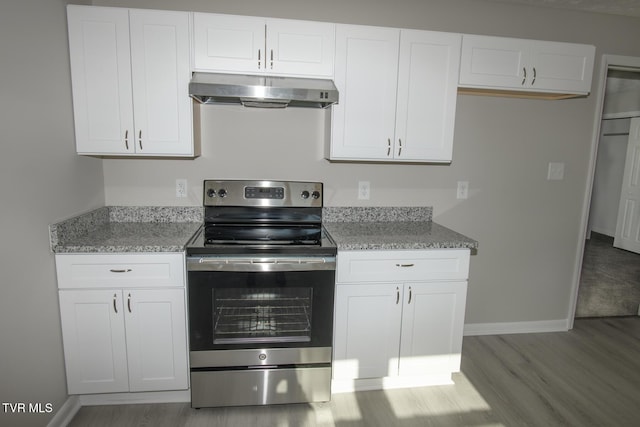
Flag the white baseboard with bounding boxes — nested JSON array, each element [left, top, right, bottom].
[[463, 319, 569, 336], [46, 395, 81, 427]]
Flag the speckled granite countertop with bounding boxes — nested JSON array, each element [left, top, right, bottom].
[[323, 207, 478, 251], [50, 206, 202, 253], [50, 206, 477, 253]]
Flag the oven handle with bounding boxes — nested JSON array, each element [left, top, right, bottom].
[[187, 256, 336, 272]]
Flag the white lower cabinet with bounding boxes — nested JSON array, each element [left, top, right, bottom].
[[56, 253, 188, 395], [332, 249, 469, 392]]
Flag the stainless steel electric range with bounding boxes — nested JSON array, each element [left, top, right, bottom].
[[186, 180, 337, 408]]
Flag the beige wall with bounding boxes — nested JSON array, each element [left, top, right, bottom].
[[95, 0, 640, 326], [0, 0, 103, 426]]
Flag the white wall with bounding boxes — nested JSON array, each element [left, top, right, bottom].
[[94, 0, 640, 328], [0, 1, 104, 426]]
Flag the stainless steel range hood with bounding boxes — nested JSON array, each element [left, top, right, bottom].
[[189, 72, 339, 109]]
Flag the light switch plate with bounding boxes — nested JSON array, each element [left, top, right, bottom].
[[547, 162, 565, 181]]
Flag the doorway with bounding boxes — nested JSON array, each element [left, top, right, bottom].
[[572, 55, 640, 321]]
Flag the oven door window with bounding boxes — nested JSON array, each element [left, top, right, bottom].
[[213, 287, 312, 344], [188, 270, 334, 351]]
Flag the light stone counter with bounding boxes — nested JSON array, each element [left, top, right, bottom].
[[323, 207, 477, 251], [50, 206, 202, 253]]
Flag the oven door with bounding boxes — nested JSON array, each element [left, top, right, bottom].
[[186, 256, 335, 352]]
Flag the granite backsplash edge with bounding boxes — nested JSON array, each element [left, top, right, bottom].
[[323, 206, 433, 222]]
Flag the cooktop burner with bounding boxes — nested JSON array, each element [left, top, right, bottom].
[[186, 180, 337, 257]]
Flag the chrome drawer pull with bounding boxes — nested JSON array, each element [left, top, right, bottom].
[[395, 263, 414, 267], [110, 268, 132, 273]]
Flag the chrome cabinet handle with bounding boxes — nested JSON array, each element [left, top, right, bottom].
[[270, 49, 274, 69], [408, 286, 413, 304], [109, 268, 132, 273], [396, 263, 414, 267], [127, 293, 132, 313], [258, 49, 261, 69], [396, 286, 400, 305], [532, 67, 537, 85], [387, 139, 391, 156], [113, 293, 118, 314], [398, 139, 402, 157], [138, 130, 142, 150], [124, 130, 129, 150], [522, 67, 527, 85]]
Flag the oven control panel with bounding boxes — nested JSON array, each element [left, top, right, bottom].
[[203, 180, 323, 207]]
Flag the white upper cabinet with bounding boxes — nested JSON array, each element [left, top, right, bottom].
[[67, 5, 196, 157], [331, 25, 400, 161], [330, 25, 461, 163], [193, 13, 335, 77], [459, 35, 595, 97]]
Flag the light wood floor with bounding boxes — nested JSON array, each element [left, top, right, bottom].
[[69, 317, 640, 427]]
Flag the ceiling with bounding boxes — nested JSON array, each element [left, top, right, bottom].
[[487, 0, 640, 17]]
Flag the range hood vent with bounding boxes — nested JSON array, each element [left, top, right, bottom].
[[189, 72, 339, 109]]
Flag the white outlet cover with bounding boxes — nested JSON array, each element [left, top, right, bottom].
[[457, 181, 469, 199]]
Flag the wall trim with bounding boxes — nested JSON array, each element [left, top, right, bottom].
[[46, 395, 81, 427], [463, 319, 569, 336]]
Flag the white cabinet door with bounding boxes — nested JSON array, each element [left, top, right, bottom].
[[67, 6, 194, 157], [331, 25, 400, 160], [266, 19, 335, 77], [59, 290, 129, 394], [125, 289, 188, 391], [333, 284, 402, 380], [129, 10, 193, 156], [529, 41, 594, 94], [193, 14, 335, 77], [398, 281, 467, 377], [395, 30, 460, 162], [459, 35, 595, 95], [67, 5, 134, 154], [459, 35, 528, 89], [192, 13, 264, 73], [330, 26, 460, 162]]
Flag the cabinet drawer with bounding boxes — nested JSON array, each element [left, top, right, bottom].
[[337, 249, 469, 283], [56, 253, 185, 289]]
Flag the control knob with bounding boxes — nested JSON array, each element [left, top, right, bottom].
[[311, 191, 321, 199], [218, 188, 227, 198], [206, 188, 216, 198], [301, 190, 310, 199]]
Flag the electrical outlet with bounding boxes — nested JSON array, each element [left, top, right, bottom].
[[358, 181, 370, 200], [176, 179, 187, 198], [457, 181, 469, 200]]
